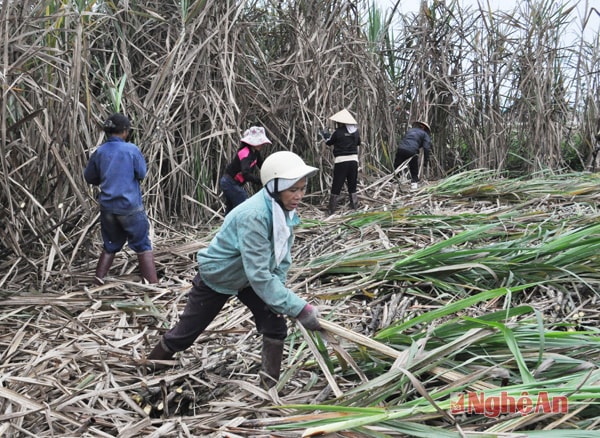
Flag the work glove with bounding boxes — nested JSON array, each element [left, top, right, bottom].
[[319, 130, 331, 141], [296, 304, 322, 331]]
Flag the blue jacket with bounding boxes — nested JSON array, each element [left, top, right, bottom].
[[84, 137, 147, 214], [197, 189, 307, 317]]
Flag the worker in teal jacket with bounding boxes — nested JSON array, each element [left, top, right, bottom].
[[147, 151, 322, 388]]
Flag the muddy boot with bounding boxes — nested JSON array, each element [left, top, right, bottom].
[[327, 194, 340, 215], [147, 339, 175, 371], [137, 250, 158, 284], [260, 337, 284, 389], [350, 193, 359, 210], [94, 251, 115, 285]]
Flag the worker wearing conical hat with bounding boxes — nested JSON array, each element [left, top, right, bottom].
[[321, 108, 361, 214], [393, 120, 432, 190]]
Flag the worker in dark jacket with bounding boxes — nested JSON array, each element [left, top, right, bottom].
[[84, 113, 158, 284], [220, 126, 270, 215], [394, 120, 432, 189], [322, 109, 361, 214]]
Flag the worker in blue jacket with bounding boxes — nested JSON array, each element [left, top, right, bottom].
[[84, 113, 158, 284], [147, 151, 322, 388], [394, 120, 432, 190]]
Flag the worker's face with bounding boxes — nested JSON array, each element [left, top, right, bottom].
[[280, 177, 307, 211]]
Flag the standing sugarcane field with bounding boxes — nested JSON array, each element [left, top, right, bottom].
[[2, 0, 600, 437]]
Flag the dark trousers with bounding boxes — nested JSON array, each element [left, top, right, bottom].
[[162, 273, 288, 352], [100, 208, 152, 253], [220, 175, 248, 215], [394, 149, 420, 183], [331, 160, 358, 196]]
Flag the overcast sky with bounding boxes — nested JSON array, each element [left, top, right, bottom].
[[374, 0, 520, 13], [374, 0, 597, 14], [373, 0, 599, 43]]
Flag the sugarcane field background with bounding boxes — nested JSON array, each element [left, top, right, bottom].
[[2, 0, 600, 436]]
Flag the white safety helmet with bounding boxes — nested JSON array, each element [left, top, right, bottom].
[[260, 151, 318, 187]]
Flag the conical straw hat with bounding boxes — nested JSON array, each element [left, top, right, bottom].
[[414, 120, 431, 131], [329, 109, 357, 124]]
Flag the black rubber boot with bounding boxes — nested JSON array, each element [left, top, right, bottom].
[[260, 337, 284, 389], [350, 193, 359, 210], [327, 194, 340, 215], [137, 251, 158, 284], [94, 251, 115, 285]]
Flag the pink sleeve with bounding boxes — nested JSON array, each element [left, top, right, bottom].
[[237, 146, 250, 160]]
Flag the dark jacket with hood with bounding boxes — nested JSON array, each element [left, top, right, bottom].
[[394, 127, 431, 167]]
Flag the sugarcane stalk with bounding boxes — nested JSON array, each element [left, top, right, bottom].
[[318, 318, 402, 359]]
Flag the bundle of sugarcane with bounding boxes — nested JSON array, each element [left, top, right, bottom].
[[131, 379, 195, 418]]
